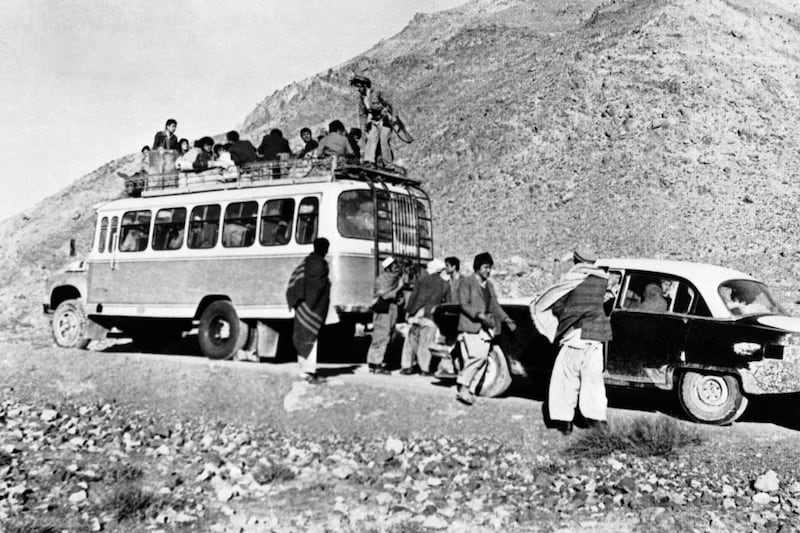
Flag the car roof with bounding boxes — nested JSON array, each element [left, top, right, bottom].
[[597, 258, 756, 286]]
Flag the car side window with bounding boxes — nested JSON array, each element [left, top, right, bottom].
[[605, 270, 623, 314], [618, 273, 696, 315]]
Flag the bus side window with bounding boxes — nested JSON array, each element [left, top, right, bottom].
[[109, 216, 119, 253], [188, 204, 221, 249], [153, 207, 187, 251], [296, 197, 319, 244], [119, 210, 151, 252], [98, 217, 108, 253], [260, 198, 295, 246], [223, 201, 258, 248]]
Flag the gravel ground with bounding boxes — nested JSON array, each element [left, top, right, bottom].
[[3, 342, 800, 532]]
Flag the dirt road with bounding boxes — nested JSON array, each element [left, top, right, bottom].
[[2, 341, 800, 532]]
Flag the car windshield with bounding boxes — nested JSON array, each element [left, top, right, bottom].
[[718, 280, 785, 316]]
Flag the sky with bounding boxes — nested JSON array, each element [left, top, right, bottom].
[[0, 0, 465, 217]]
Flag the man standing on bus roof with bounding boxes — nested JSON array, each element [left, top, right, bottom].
[[286, 237, 331, 384], [366, 256, 403, 374], [153, 119, 179, 151], [455, 252, 516, 405]]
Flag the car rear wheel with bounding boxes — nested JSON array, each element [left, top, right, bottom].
[[198, 301, 249, 360], [476, 346, 513, 398], [678, 371, 747, 425], [52, 299, 90, 349]]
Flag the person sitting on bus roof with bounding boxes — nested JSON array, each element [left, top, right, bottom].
[[117, 145, 151, 194], [296, 127, 318, 159], [192, 136, 215, 171], [348, 127, 362, 159], [226, 130, 258, 165], [153, 118, 180, 151], [212, 143, 239, 181], [178, 138, 190, 156], [176, 141, 202, 172], [257, 128, 292, 161], [316, 120, 354, 158]]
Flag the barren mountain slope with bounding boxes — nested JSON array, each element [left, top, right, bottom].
[[244, 0, 800, 302], [2, 0, 799, 339]]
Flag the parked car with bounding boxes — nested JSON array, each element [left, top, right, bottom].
[[433, 259, 800, 425]]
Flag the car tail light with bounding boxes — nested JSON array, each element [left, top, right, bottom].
[[764, 334, 800, 360]]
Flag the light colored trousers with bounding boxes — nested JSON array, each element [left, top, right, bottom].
[[364, 124, 394, 164], [297, 341, 317, 377], [367, 304, 398, 366], [401, 318, 437, 372], [548, 339, 607, 422], [456, 329, 492, 393]]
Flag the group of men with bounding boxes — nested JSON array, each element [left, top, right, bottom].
[[285, 242, 612, 434]]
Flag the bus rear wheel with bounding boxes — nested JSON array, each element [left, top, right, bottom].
[[198, 301, 249, 360]]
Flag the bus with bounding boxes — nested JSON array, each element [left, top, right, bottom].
[[44, 158, 433, 359]]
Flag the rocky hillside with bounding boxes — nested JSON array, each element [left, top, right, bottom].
[[3, 0, 800, 339]]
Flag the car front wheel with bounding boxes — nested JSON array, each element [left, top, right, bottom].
[[678, 371, 748, 425]]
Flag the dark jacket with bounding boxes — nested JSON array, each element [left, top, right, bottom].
[[257, 132, 291, 160], [457, 274, 509, 334], [153, 131, 179, 151], [193, 150, 213, 171], [551, 274, 612, 342], [297, 139, 318, 159], [228, 140, 258, 165], [406, 272, 449, 319]]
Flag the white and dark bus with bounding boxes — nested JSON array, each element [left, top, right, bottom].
[[45, 159, 433, 359]]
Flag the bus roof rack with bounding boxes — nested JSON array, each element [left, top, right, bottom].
[[125, 157, 421, 197]]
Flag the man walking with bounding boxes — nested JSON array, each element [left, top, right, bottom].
[[531, 247, 612, 435], [444, 256, 462, 304], [400, 259, 449, 375], [455, 252, 516, 405], [286, 238, 331, 384], [366, 257, 403, 374]]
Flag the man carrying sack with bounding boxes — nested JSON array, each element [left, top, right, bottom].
[[531, 246, 612, 435]]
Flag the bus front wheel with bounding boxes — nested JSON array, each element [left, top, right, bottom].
[[198, 301, 249, 360], [52, 299, 90, 349]]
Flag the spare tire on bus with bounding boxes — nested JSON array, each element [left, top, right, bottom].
[[198, 300, 249, 360]]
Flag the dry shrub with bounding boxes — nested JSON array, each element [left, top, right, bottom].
[[1, 517, 59, 533], [103, 463, 144, 483], [101, 484, 162, 522], [252, 463, 295, 484], [566, 416, 703, 459]]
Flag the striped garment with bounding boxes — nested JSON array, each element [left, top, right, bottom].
[[286, 253, 330, 357]]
